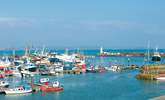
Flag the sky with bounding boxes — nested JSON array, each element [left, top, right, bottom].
[[0, 0, 165, 49]]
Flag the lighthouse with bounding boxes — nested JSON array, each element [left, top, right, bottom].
[[100, 47, 103, 54]]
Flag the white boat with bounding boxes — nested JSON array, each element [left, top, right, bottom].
[[106, 65, 121, 72], [48, 63, 64, 75], [0, 81, 9, 87], [5, 86, 32, 95], [151, 48, 161, 62], [55, 54, 75, 63], [21, 63, 39, 77], [11, 66, 22, 77], [0, 56, 12, 67], [155, 77, 165, 80], [24, 63, 37, 72], [13, 71, 22, 77]]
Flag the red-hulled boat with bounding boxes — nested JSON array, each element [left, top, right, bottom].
[[40, 85, 63, 92], [40, 79, 64, 92]]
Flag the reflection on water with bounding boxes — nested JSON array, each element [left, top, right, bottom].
[[5, 93, 32, 100], [5, 93, 32, 97]]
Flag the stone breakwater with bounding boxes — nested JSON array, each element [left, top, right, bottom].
[[99, 52, 165, 57]]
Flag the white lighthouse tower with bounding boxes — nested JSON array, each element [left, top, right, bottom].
[[100, 47, 103, 54]]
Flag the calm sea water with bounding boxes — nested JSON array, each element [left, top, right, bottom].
[[0, 49, 165, 100]]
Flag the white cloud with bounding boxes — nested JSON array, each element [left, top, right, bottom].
[[76, 20, 165, 35], [0, 17, 164, 36], [78, 20, 138, 31], [0, 17, 37, 28]]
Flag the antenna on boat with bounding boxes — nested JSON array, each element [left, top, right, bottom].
[[76, 48, 80, 54], [28, 44, 32, 54], [156, 46, 158, 52], [25, 47, 28, 57], [65, 48, 68, 55], [41, 45, 45, 56], [34, 48, 38, 55]]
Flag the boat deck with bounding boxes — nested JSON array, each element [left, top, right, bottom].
[[0, 87, 9, 93]]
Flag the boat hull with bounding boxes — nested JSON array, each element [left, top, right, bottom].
[[5, 89, 32, 95], [0, 84, 9, 88], [152, 56, 161, 61], [40, 85, 63, 92], [155, 77, 165, 80]]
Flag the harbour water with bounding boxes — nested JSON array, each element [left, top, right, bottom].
[[0, 49, 165, 100]]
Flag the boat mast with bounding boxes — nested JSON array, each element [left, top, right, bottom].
[[65, 48, 68, 55], [41, 45, 45, 56], [147, 41, 150, 64], [12, 48, 15, 61], [25, 47, 28, 57]]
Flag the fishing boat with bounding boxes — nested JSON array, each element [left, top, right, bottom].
[[12, 61, 23, 77], [38, 64, 49, 75], [40, 80, 63, 92], [86, 66, 107, 73], [98, 67, 107, 73], [106, 64, 122, 72], [151, 47, 161, 62], [21, 63, 39, 77], [55, 54, 75, 63], [86, 66, 98, 73], [4, 86, 32, 95], [0, 81, 9, 87]]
